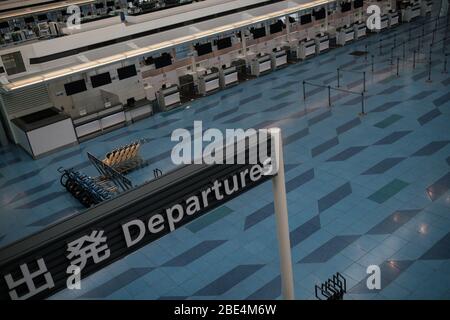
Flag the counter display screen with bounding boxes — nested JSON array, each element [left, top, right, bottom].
[[64, 79, 87, 96]]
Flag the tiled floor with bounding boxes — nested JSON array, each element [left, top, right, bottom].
[[1, 14, 450, 300]]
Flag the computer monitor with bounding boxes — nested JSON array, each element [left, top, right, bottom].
[[341, 2, 352, 12], [251, 27, 266, 39], [90, 72, 112, 88], [195, 42, 213, 56], [64, 79, 87, 95], [117, 65, 137, 80], [38, 14, 48, 21], [24, 16, 35, 23], [217, 37, 232, 50], [313, 8, 326, 20], [354, 0, 363, 9], [300, 14, 312, 25], [154, 53, 172, 69], [270, 20, 283, 34]]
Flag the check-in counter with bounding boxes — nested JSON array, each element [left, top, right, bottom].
[[294, 39, 316, 60], [421, 0, 432, 16], [124, 99, 153, 124], [389, 12, 400, 27], [198, 71, 220, 96], [219, 66, 238, 88], [354, 23, 366, 39], [157, 85, 181, 111], [336, 26, 354, 46], [379, 14, 389, 31], [403, 3, 421, 22], [11, 107, 77, 159], [271, 49, 288, 69], [73, 104, 125, 141], [315, 34, 329, 54], [250, 54, 272, 77]]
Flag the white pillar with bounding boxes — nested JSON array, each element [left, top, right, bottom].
[[241, 29, 248, 60], [286, 15, 291, 43], [269, 127, 295, 300]]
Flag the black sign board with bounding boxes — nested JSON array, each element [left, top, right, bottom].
[[0, 138, 275, 300]]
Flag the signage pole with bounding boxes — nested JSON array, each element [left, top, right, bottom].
[[269, 128, 295, 300]]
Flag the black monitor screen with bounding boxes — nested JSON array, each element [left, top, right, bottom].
[[90, 72, 112, 88], [24, 16, 35, 23], [38, 14, 48, 21], [64, 79, 87, 96], [117, 64, 137, 80], [195, 42, 213, 56], [217, 37, 232, 50], [0, 21, 9, 28], [251, 27, 266, 39], [341, 2, 352, 12], [154, 53, 172, 69], [313, 8, 326, 20], [95, 3, 105, 9], [354, 0, 363, 8], [270, 20, 283, 34], [300, 14, 312, 25], [288, 16, 296, 23]]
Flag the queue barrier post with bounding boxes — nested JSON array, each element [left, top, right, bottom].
[[363, 71, 366, 92], [359, 92, 366, 116], [337, 68, 340, 88], [328, 85, 331, 107], [371, 54, 374, 72], [396, 57, 400, 77], [443, 54, 448, 74], [302, 81, 306, 100]]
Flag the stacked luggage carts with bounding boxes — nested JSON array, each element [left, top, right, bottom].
[[59, 168, 117, 208], [59, 139, 163, 208], [102, 141, 143, 174]]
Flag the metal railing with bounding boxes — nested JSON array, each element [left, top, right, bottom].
[[302, 80, 366, 116]]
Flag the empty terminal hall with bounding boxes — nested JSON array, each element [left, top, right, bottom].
[[0, 0, 449, 302]]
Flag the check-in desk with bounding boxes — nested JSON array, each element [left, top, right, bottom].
[[198, 71, 220, 96], [389, 12, 400, 27], [354, 23, 367, 39], [157, 85, 181, 111], [73, 104, 125, 141], [421, 0, 432, 16], [379, 14, 389, 31], [219, 66, 238, 89], [250, 54, 272, 77], [124, 99, 153, 124], [271, 49, 288, 69], [294, 39, 316, 60], [336, 26, 354, 46], [403, 4, 421, 22], [11, 107, 77, 159], [315, 35, 329, 54]]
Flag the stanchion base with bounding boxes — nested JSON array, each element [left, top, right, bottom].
[[425, 79, 432, 83], [358, 112, 367, 117]]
